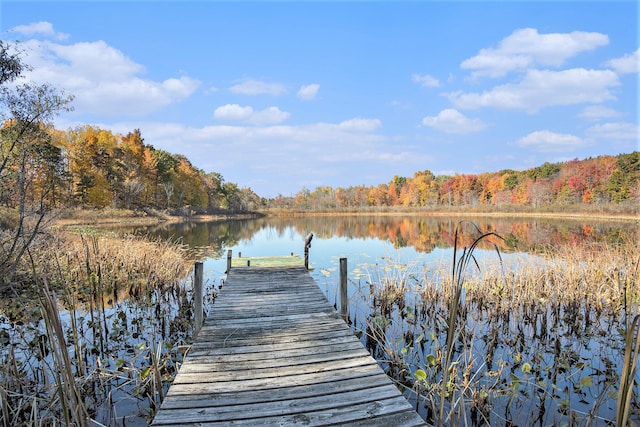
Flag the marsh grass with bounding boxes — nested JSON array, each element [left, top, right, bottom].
[[617, 315, 640, 427], [39, 280, 89, 426], [0, 229, 197, 425], [360, 223, 639, 426]]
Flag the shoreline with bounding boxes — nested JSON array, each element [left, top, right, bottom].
[[51, 209, 265, 228], [51, 207, 639, 227], [262, 209, 640, 223]]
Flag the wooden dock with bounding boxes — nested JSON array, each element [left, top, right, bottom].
[[151, 261, 426, 426]]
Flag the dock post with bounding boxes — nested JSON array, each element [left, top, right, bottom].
[[194, 261, 204, 336], [339, 257, 348, 322], [304, 232, 313, 270], [304, 247, 309, 269], [226, 249, 232, 273]]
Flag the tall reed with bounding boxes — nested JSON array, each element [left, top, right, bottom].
[[616, 314, 640, 426], [1, 228, 195, 424], [616, 252, 640, 427], [360, 223, 638, 425], [39, 280, 89, 426], [438, 221, 503, 427]]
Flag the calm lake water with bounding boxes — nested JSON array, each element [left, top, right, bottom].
[[119, 214, 639, 425], [3, 214, 636, 426], [130, 214, 636, 311]]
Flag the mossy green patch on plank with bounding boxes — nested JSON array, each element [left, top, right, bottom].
[[231, 255, 304, 268]]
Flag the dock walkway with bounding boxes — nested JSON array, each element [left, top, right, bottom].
[[151, 260, 426, 426]]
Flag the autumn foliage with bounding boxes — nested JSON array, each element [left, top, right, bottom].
[[0, 123, 261, 213], [1, 120, 636, 215], [272, 152, 639, 212]]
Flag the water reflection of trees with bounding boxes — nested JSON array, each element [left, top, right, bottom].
[[125, 215, 638, 257]]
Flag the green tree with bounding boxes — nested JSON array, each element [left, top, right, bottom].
[[527, 161, 561, 181], [607, 152, 640, 203], [153, 149, 178, 208]]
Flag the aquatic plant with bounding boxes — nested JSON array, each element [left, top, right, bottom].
[[357, 222, 639, 426], [438, 221, 503, 426], [0, 230, 202, 425]]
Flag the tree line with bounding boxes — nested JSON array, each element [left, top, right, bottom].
[[0, 123, 261, 214], [3, 103, 636, 218], [269, 152, 639, 212]]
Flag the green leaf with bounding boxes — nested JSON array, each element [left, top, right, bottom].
[[426, 354, 437, 366], [521, 362, 532, 374], [581, 376, 593, 387], [414, 369, 427, 382], [140, 366, 151, 379]]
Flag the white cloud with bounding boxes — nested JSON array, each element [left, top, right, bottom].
[[297, 83, 319, 100], [9, 21, 69, 40], [337, 118, 382, 133], [412, 74, 440, 87], [448, 68, 619, 112], [214, 104, 254, 121], [213, 104, 290, 125], [128, 120, 390, 165], [605, 48, 640, 74], [462, 28, 609, 78], [586, 122, 639, 141], [21, 39, 144, 81], [249, 106, 290, 125], [515, 130, 590, 152], [229, 79, 287, 96], [421, 109, 486, 134], [17, 37, 200, 116], [578, 105, 622, 121]]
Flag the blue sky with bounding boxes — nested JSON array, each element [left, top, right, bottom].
[[1, 1, 638, 197]]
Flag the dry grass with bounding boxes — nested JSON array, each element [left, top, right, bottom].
[[0, 227, 194, 424], [441, 237, 640, 314], [31, 230, 192, 297]]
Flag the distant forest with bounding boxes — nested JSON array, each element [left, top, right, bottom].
[[277, 151, 639, 212], [1, 124, 261, 214], [1, 121, 638, 215]]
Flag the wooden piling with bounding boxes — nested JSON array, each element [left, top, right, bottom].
[[304, 246, 309, 269], [194, 262, 203, 336], [304, 233, 313, 270], [340, 257, 348, 322], [226, 249, 232, 273]]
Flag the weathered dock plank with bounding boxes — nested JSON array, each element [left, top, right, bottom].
[[151, 265, 426, 426], [231, 255, 304, 268]]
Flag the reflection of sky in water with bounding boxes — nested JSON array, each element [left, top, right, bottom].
[[201, 224, 545, 327]]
